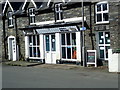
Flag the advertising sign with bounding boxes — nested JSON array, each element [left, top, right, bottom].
[[87, 50, 97, 67]]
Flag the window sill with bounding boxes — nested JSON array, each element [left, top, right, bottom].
[[96, 21, 109, 25], [8, 25, 14, 28]]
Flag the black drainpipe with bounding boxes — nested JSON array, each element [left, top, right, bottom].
[[2, 17, 7, 59], [89, 3, 94, 50], [14, 16, 19, 60]]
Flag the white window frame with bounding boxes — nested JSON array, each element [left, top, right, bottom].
[[28, 35, 40, 59], [96, 1, 109, 24], [8, 11, 14, 27], [61, 33, 77, 61], [97, 31, 110, 60], [55, 3, 63, 21], [28, 8, 35, 24]]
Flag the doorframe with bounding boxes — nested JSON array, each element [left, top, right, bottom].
[[44, 34, 56, 64], [8, 36, 17, 61]]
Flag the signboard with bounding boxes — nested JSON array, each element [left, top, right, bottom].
[[80, 27, 86, 31], [87, 50, 97, 67]]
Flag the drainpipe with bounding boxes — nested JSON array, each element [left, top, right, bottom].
[[14, 16, 19, 60], [2, 16, 7, 59], [82, 1, 86, 67]]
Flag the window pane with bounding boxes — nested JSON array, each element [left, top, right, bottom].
[[97, 4, 101, 12], [33, 35, 36, 45], [33, 47, 36, 57], [103, 3, 107, 11], [51, 35, 56, 51], [46, 35, 50, 51], [37, 35, 39, 45], [105, 32, 110, 44], [62, 47, 66, 58], [72, 33, 76, 45], [99, 32, 104, 44], [72, 47, 77, 59], [29, 47, 32, 57], [61, 34, 65, 45], [29, 36, 32, 44], [99, 46, 104, 58], [66, 33, 71, 45], [97, 14, 102, 22], [67, 47, 71, 59], [37, 47, 40, 57], [105, 46, 110, 58], [103, 13, 108, 21]]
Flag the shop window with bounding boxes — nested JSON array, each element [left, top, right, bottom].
[[8, 11, 14, 27], [28, 35, 40, 58], [96, 1, 109, 24], [28, 8, 35, 24], [55, 3, 63, 21], [61, 33, 77, 60]]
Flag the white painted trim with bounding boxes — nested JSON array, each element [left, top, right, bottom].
[[47, 0, 65, 6], [8, 36, 17, 61], [3, 0, 14, 14], [22, 0, 37, 10], [95, 1, 109, 24], [32, 17, 86, 26]]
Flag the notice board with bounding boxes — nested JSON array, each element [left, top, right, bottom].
[[87, 50, 97, 67]]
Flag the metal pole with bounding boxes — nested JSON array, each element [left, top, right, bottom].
[[82, 0, 86, 67]]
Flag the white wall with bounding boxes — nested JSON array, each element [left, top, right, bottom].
[[25, 36, 29, 59], [76, 32, 81, 62], [55, 33, 61, 60], [40, 34, 44, 59], [108, 49, 120, 72]]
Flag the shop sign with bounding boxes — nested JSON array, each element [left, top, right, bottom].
[[86, 50, 97, 67], [80, 27, 86, 31]]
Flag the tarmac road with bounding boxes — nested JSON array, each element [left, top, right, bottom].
[[1, 64, 119, 88]]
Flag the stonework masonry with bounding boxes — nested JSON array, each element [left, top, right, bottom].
[[1, 2, 120, 61]]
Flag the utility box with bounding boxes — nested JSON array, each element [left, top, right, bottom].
[[108, 49, 120, 72]]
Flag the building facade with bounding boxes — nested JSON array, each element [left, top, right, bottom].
[[1, 0, 120, 65]]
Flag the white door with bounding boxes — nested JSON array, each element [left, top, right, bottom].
[[8, 36, 17, 61], [45, 34, 56, 64]]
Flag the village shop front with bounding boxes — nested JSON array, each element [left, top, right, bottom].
[[24, 26, 82, 64]]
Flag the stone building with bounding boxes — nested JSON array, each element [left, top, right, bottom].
[[1, 0, 120, 66]]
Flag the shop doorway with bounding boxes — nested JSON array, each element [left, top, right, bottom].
[[45, 34, 56, 64], [98, 32, 110, 60]]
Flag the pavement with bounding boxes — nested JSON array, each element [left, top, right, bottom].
[[1, 61, 110, 73], [2, 61, 42, 67]]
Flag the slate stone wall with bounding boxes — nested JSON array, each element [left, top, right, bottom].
[[1, 2, 120, 61]]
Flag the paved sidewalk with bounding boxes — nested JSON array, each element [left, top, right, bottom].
[[2, 61, 42, 67], [2, 60, 110, 73]]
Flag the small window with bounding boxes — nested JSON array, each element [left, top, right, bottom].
[[8, 11, 14, 27], [96, 1, 109, 24], [28, 8, 35, 24], [55, 3, 63, 21]]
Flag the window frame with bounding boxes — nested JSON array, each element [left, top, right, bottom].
[[28, 35, 40, 59], [61, 33, 77, 61], [8, 11, 14, 28], [96, 1, 109, 24], [54, 3, 63, 21], [28, 7, 35, 24]]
